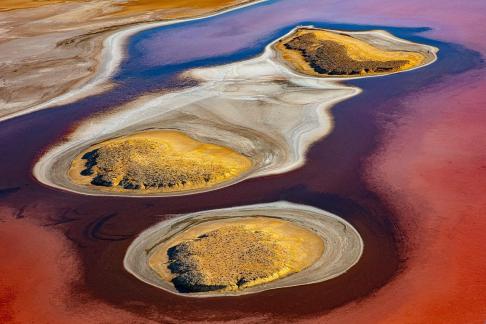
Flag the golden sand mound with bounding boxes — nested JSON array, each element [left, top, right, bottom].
[[275, 28, 425, 77], [69, 130, 252, 194], [148, 217, 324, 293]]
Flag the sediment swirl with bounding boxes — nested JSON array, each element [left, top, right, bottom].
[[33, 27, 437, 197], [123, 201, 364, 297]]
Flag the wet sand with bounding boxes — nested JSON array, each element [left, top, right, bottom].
[[0, 0, 263, 121]]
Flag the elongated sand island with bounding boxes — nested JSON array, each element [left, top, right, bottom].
[[124, 202, 363, 296], [34, 26, 437, 196], [275, 27, 431, 77]]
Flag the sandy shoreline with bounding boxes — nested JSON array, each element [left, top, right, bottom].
[[124, 201, 364, 297], [33, 26, 437, 197], [0, 0, 267, 122]]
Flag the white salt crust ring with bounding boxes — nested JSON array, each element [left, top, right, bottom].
[[123, 201, 364, 297]]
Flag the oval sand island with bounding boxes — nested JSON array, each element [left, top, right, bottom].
[[124, 201, 364, 297], [69, 130, 252, 194]]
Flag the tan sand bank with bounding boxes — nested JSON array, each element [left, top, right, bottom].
[[107, 0, 259, 18], [124, 201, 363, 297], [0, 0, 77, 11], [69, 130, 251, 194], [0, 0, 261, 121], [148, 217, 324, 293], [274, 27, 433, 77]]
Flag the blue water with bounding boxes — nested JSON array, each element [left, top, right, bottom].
[[0, 2, 483, 320], [0, 0, 481, 184]]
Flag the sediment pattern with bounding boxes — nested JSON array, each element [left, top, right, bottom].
[[34, 27, 437, 197], [0, 0, 261, 121], [124, 202, 363, 297]]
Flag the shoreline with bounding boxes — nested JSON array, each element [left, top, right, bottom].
[[1, 0, 484, 321], [0, 0, 268, 123]]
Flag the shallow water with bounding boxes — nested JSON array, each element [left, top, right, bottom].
[[0, 0, 484, 322]]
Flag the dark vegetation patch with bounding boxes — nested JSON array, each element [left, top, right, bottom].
[[284, 33, 409, 75]]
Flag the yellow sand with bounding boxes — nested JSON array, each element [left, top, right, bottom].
[[69, 130, 252, 194], [275, 28, 425, 77], [148, 217, 324, 292]]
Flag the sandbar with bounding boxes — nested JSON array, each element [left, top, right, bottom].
[[0, 0, 264, 121]]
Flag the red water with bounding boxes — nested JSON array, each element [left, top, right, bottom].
[[1, 0, 485, 322]]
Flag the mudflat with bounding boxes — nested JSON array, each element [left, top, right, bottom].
[[34, 26, 437, 197], [0, 0, 260, 120]]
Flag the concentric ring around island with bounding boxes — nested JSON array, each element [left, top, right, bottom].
[[123, 201, 364, 297]]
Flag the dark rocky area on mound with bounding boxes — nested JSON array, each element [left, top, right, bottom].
[[165, 226, 288, 293], [78, 139, 234, 191]]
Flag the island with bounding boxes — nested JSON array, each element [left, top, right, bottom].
[[149, 217, 324, 293], [123, 202, 364, 297], [274, 27, 430, 77], [69, 130, 252, 194]]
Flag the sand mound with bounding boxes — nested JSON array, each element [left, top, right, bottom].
[[276, 28, 428, 77], [69, 130, 252, 193], [125, 202, 363, 297]]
